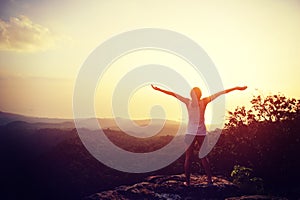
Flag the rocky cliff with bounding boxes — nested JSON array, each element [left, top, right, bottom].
[[84, 174, 287, 200]]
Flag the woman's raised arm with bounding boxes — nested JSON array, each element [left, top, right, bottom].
[[205, 86, 247, 103], [151, 84, 189, 104]]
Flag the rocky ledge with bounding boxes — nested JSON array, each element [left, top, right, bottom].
[[84, 174, 286, 200], [85, 174, 253, 200]]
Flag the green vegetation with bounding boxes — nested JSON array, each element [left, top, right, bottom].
[[210, 93, 300, 197], [231, 165, 264, 194]]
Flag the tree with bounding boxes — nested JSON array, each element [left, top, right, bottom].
[[225, 93, 300, 129]]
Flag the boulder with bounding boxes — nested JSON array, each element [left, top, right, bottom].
[[84, 174, 242, 200]]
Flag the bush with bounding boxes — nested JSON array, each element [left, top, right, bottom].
[[231, 165, 264, 194]]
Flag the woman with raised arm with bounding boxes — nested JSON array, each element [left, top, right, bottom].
[[151, 84, 247, 186]]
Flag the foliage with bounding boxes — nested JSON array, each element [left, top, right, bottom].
[[210, 93, 300, 197], [226, 93, 300, 128], [231, 165, 253, 184], [231, 165, 264, 194]]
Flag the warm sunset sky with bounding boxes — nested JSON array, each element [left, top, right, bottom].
[[0, 0, 300, 123]]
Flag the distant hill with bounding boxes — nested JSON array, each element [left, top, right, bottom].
[[0, 111, 70, 125], [0, 111, 184, 135], [0, 123, 182, 200], [0, 111, 223, 138]]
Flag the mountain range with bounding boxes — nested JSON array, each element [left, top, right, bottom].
[[0, 111, 183, 134]]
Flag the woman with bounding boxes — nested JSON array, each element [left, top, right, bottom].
[[151, 84, 247, 186]]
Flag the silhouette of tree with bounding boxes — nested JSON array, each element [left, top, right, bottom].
[[214, 92, 300, 198], [226, 93, 300, 129]]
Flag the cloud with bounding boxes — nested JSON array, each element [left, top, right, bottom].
[[0, 15, 61, 52]]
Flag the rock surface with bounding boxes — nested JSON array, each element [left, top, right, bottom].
[[84, 174, 243, 200], [85, 174, 288, 200], [226, 195, 288, 200]]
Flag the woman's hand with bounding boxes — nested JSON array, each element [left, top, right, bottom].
[[236, 86, 247, 90], [151, 84, 159, 90]]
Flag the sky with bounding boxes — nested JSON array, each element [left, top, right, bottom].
[[0, 0, 300, 125]]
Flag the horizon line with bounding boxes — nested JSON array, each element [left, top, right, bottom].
[[0, 110, 186, 122]]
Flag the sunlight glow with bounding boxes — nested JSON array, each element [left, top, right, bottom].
[[0, 0, 299, 119]]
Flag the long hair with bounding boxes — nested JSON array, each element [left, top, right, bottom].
[[190, 87, 202, 99]]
